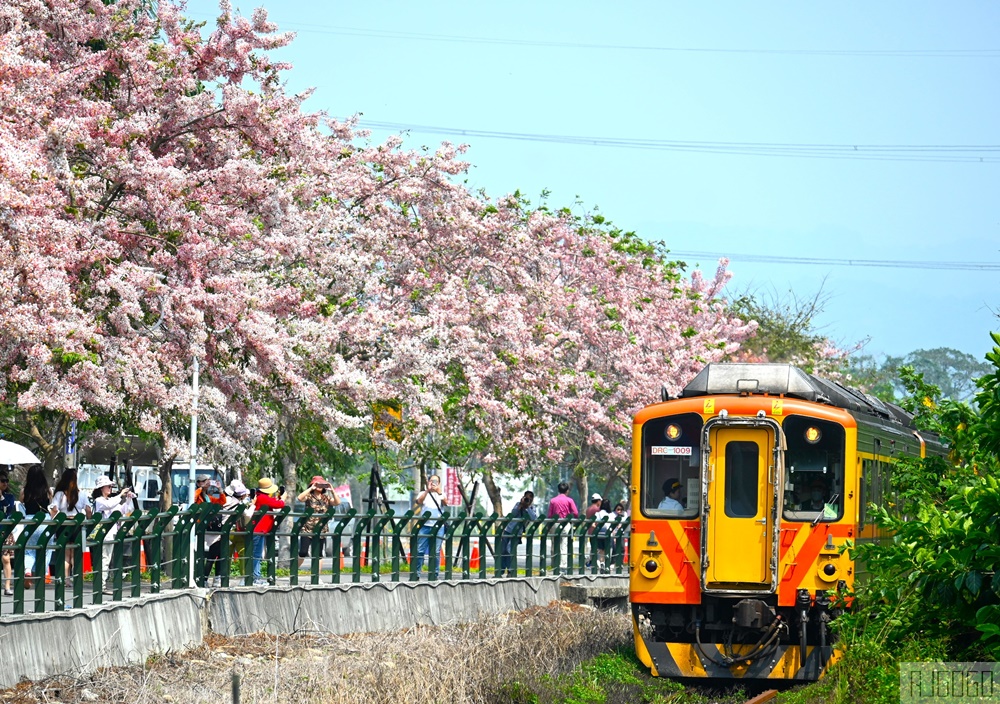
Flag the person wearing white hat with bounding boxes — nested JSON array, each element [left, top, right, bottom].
[[92, 476, 136, 594], [223, 479, 253, 582]]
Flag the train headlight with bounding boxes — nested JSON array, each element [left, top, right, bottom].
[[639, 555, 663, 579], [804, 426, 822, 444], [665, 424, 682, 441], [817, 561, 839, 582]]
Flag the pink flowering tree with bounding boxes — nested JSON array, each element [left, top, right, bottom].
[[0, 0, 756, 508], [0, 0, 387, 475]]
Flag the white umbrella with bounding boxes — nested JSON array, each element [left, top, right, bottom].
[[0, 439, 41, 465]]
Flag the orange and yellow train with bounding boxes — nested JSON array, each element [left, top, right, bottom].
[[629, 363, 944, 681]]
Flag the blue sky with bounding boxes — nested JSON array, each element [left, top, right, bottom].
[[186, 0, 1000, 362]]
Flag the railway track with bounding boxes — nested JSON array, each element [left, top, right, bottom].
[[743, 689, 778, 704]]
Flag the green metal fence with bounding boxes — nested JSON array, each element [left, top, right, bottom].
[[0, 505, 630, 615]]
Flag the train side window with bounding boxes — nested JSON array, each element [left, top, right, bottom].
[[859, 459, 870, 528], [782, 415, 846, 522], [641, 413, 703, 519]]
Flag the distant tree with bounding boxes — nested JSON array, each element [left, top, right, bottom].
[[727, 284, 850, 378], [848, 347, 990, 403]]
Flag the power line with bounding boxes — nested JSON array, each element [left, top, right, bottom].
[[668, 251, 1000, 271], [186, 12, 1000, 58], [357, 121, 1000, 163]]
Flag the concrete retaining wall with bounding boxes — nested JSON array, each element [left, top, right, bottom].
[[0, 575, 623, 688], [0, 591, 206, 688], [208, 576, 596, 636]]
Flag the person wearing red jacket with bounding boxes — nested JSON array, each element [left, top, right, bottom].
[[251, 478, 286, 586]]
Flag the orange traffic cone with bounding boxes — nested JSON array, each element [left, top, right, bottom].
[[82, 548, 92, 574], [470, 546, 480, 570], [140, 544, 147, 571], [624, 540, 629, 564], [439, 548, 446, 569]]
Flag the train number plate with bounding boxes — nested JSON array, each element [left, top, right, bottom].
[[651, 446, 692, 456]]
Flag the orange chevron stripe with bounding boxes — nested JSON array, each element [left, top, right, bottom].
[[777, 522, 852, 606], [664, 520, 701, 602], [630, 518, 701, 604]]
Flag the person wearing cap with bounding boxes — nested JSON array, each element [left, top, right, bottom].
[[92, 475, 136, 594], [251, 478, 287, 586], [296, 476, 340, 570], [192, 474, 211, 505], [658, 479, 684, 511], [802, 478, 828, 511]]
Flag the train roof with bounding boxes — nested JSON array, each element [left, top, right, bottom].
[[679, 363, 919, 430]]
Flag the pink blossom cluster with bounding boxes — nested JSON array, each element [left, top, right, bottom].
[[0, 0, 756, 468]]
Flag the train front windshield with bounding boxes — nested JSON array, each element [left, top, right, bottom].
[[782, 415, 846, 521], [640, 413, 703, 518]]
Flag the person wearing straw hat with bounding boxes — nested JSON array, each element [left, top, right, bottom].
[[251, 478, 287, 586]]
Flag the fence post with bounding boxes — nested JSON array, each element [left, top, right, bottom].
[[287, 507, 310, 587], [145, 506, 178, 593], [538, 517, 556, 576], [351, 511, 371, 585], [216, 509, 243, 588], [390, 510, 414, 582], [574, 517, 590, 575], [267, 507, 291, 586], [551, 518, 571, 576], [408, 513, 429, 582], [459, 513, 480, 580], [86, 510, 119, 604], [6, 511, 30, 614], [368, 510, 396, 583], [523, 517, 543, 578], [477, 513, 499, 579], [329, 508, 356, 585], [442, 510, 460, 581]]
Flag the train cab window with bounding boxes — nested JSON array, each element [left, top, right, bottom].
[[641, 413, 702, 519], [782, 416, 846, 522], [725, 441, 759, 518]]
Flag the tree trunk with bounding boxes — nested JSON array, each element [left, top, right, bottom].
[[157, 453, 177, 573], [28, 415, 68, 480], [481, 466, 503, 516], [158, 454, 177, 510], [576, 473, 589, 511]]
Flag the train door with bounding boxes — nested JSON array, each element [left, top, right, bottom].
[[703, 424, 777, 589]]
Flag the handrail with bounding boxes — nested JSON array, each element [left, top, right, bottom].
[[0, 508, 630, 616]]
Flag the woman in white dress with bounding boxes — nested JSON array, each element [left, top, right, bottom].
[[92, 476, 135, 593], [48, 469, 93, 579]]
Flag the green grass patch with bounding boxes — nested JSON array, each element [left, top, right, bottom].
[[499, 648, 747, 704]]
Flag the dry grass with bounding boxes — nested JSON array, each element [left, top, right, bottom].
[[0, 602, 631, 704]]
